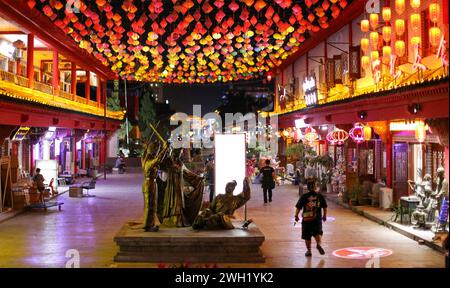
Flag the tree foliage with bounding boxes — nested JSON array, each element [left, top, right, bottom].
[[138, 89, 157, 141]]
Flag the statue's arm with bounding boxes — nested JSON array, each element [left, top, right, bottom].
[[236, 177, 251, 206]]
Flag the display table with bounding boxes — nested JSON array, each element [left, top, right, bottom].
[[379, 187, 393, 210], [400, 196, 421, 225]]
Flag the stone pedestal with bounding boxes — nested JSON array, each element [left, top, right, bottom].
[[114, 220, 265, 263]]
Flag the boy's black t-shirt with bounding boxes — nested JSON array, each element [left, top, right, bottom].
[[260, 166, 275, 184], [295, 192, 328, 223]]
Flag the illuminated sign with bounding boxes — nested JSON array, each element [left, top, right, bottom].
[[302, 76, 318, 106], [12, 127, 30, 141]]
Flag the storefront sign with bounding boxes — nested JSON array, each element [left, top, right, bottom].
[[12, 127, 30, 141], [302, 76, 318, 106], [332, 247, 393, 259]]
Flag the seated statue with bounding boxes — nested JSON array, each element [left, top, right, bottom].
[[192, 178, 251, 230], [412, 179, 436, 229]]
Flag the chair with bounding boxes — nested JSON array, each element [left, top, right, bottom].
[[80, 178, 96, 197]]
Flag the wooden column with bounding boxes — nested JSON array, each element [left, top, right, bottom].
[[71, 62, 77, 95], [52, 50, 59, 93], [27, 33, 34, 88], [386, 134, 393, 188], [81, 140, 86, 170], [73, 135, 77, 176], [96, 78, 101, 106], [85, 70, 90, 104]]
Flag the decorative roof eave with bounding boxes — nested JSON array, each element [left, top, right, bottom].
[[0, 0, 116, 80]]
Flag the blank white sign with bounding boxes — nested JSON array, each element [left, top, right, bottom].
[[215, 133, 246, 195]]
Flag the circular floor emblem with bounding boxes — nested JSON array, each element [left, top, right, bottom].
[[332, 247, 393, 259]]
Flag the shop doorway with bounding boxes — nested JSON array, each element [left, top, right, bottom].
[[393, 143, 408, 202]]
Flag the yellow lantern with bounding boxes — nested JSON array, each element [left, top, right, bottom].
[[410, 0, 420, 9], [382, 7, 392, 22], [395, 40, 406, 57], [411, 13, 421, 31], [429, 3, 440, 23], [429, 27, 441, 47], [371, 50, 379, 61], [382, 26, 392, 43], [383, 46, 392, 61], [361, 56, 370, 70], [361, 38, 370, 53], [411, 36, 421, 46], [395, 19, 405, 36], [363, 125, 372, 141], [361, 19, 370, 33], [396, 0, 405, 15], [370, 13, 379, 30], [370, 32, 379, 50], [415, 120, 426, 143]]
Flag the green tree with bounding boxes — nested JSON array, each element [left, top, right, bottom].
[[139, 90, 157, 141]]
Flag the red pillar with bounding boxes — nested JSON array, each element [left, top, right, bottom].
[[85, 70, 90, 104], [81, 140, 86, 170], [30, 142, 34, 175], [386, 135, 393, 188], [71, 62, 77, 95], [27, 33, 34, 88], [52, 50, 59, 93], [73, 136, 78, 176]]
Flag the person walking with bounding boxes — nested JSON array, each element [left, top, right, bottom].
[[260, 159, 276, 205], [294, 179, 328, 257]]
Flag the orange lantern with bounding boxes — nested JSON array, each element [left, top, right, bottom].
[[382, 26, 392, 43], [361, 56, 370, 70], [411, 36, 421, 46], [382, 46, 392, 64], [415, 120, 426, 143], [370, 13, 379, 30], [410, 0, 420, 9], [395, 40, 406, 57], [382, 7, 392, 22], [429, 3, 440, 23], [370, 32, 379, 50], [361, 19, 370, 33], [429, 27, 441, 47], [361, 38, 370, 53], [396, 0, 405, 15], [411, 13, 421, 31], [363, 125, 372, 141], [395, 19, 405, 36], [371, 50, 379, 61]]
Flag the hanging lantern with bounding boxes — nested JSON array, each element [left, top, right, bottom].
[[395, 19, 405, 36], [429, 3, 440, 23], [370, 32, 379, 50], [411, 13, 421, 31], [382, 7, 392, 22], [410, 0, 420, 9], [304, 127, 318, 142], [411, 36, 421, 46], [382, 46, 392, 63], [429, 27, 441, 47], [371, 50, 379, 61], [361, 56, 370, 70], [382, 26, 392, 43], [415, 120, 426, 143], [282, 129, 290, 138], [370, 13, 379, 30], [361, 19, 370, 33], [361, 38, 370, 53], [326, 129, 349, 146], [395, 0, 405, 15], [395, 40, 406, 57], [349, 123, 365, 144], [363, 125, 372, 141]]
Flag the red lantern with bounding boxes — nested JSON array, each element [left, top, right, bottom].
[[326, 128, 349, 145], [349, 123, 365, 144]]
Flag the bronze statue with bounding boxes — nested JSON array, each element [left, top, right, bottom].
[[192, 177, 251, 230], [412, 174, 436, 229], [433, 167, 448, 214]]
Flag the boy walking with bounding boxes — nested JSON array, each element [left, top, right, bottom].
[[294, 180, 328, 257]]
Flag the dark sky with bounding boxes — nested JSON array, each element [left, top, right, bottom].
[[163, 84, 229, 115]]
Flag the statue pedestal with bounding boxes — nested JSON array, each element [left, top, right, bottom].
[[113, 220, 265, 263]]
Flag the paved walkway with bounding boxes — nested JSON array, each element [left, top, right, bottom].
[[0, 170, 445, 268]]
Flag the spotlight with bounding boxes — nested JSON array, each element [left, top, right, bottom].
[[408, 103, 421, 115], [357, 111, 367, 120]]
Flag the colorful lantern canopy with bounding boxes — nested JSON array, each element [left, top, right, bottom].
[[363, 125, 372, 141], [382, 7, 392, 22], [382, 26, 392, 43], [410, 0, 421, 9], [361, 55, 370, 70], [395, 19, 405, 36], [369, 13, 379, 30], [411, 36, 421, 46], [395, 40, 406, 57], [410, 13, 421, 31], [361, 38, 370, 53], [429, 3, 440, 23], [371, 50, 379, 62], [382, 46, 392, 64], [349, 123, 366, 144], [429, 27, 441, 47], [304, 127, 318, 142], [361, 19, 370, 33], [395, 0, 405, 15], [370, 32, 379, 50], [326, 128, 349, 145]]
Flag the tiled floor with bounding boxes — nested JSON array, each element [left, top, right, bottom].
[[0, 170, 445, 268]]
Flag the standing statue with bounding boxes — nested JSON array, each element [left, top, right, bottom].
[[192, 177, 251, 230], [433, 167, 448, 231], [160, 149, 204, 227], [141, 141, 168, 232]]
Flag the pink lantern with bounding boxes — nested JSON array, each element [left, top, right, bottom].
[[349, 123, 365, 144], [326, 128, 349, 145]]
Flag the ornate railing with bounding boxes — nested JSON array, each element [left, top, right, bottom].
[[59, 90, 75, 101], [33, 81, 54, 95]]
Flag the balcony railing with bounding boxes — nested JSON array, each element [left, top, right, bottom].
[[0, 69, 124, 120]]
